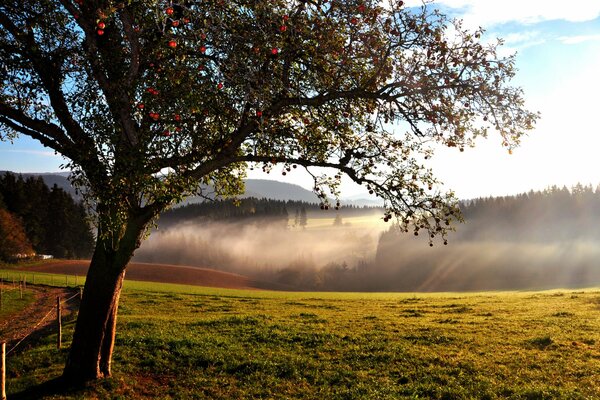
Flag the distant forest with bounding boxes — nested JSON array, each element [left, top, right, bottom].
[[458, 184, 600, 242], [140, 184, 600, 291], [369, 184, 600, 291], [158, 197, 378, 228], [0, 172, 94, 261]]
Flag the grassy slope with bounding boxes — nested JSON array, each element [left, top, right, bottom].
[[0, 285, 35, 320], [3, 279, 600, 399]]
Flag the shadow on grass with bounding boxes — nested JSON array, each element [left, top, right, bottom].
[[9, 376, 83, 400]]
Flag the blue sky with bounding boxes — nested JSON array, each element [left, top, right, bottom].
[[424, 0, 600, 198], [2, 1, 600, 199]]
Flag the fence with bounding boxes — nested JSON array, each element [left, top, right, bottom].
[[0, 272, 81, 290], [0, 277, 82, 399]]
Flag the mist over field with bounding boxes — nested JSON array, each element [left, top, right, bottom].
[[135, 187, 600, 291], [134, 213, 383, 286]]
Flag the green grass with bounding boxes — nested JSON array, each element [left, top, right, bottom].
[[0, 269, 83, 289], [0, 285, 35, 319], [3, 283, 600, 399]]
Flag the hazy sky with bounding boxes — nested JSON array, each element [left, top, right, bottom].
[[1, 1, 599, 200]]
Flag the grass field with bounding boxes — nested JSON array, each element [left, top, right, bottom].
[[2, 275, 599, 399], [0, 284, 35, 320]]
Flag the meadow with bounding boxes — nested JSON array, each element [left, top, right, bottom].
[[1, 271, 599, 399]]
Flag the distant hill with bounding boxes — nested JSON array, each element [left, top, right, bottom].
[[1, 171, 322, 203], [245, 179, 318, 202], [0, 171, 77, 198], [1, 171, 382, 205]]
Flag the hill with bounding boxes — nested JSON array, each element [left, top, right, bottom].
[[0, 171, 77, 198], [15, 259, 289, 291], [1, 171, 381, 205]]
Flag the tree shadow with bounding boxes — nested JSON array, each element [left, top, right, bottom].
[[9, 376, 86, 400]]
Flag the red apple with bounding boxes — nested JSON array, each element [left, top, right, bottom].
[[168, 40, 177, 48], [97, 29, 104, 35], [280, 25, 287, 32], [271, 48, 278, 55], [217, 82, 224, 89], [166, 7, 174, 15], [97, 22, 105, 29], [256, 111, 263, 117]]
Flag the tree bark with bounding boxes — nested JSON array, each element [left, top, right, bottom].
[[62, 242, 128, 382], [62, 208, 154, 383]]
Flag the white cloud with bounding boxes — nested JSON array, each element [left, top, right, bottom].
[[501, 31, 541, 44], [0, 149, 60, 157], [484, 31, 546, 57], [430, 0, 600, 28], [558, 34, 600, 44]]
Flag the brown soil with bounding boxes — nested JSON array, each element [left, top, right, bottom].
[[0, 285, 80, 354], [16, 260, 287, 291]]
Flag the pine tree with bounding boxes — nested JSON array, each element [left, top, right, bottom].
[[300, 207, 308, 229]]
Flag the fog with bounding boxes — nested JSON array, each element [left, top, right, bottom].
[[371, 235, 600, 291], [135, 214, 384, 289], [135, 191, 600, 291]]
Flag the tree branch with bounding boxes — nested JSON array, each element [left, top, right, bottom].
[[0, 9, 93, 154]]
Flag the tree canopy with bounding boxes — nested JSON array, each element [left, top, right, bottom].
[[0, 208, 34, 261], [0, 0, 537, 243], [0, 0, 538, 383]]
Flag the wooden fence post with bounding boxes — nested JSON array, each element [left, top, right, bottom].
[[79, 287, 83, 301], [1, 341, 6, 400], [56, 297, 62, 350], [19, 282, 22, 300]]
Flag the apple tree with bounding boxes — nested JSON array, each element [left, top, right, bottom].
[[0, 0, 537, 383]]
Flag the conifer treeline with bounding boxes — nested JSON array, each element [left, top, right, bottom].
[[458, 184, 600, 242], [0, 172, 94, 260], [159, 197, 376, 228]]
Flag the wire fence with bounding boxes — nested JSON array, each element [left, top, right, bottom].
[[0, 275, 83, 398], [4, 282, 81, 355], [0, 271, 83, 289]]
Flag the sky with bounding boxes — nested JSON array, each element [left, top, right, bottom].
[[1, 1, 600, 200]]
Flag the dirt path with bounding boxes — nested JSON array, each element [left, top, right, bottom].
[[0, 285, 80, 355]]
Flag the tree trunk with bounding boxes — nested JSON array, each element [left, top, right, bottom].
[[62, 209, 154, 383], [61, 241, 127, 382]]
